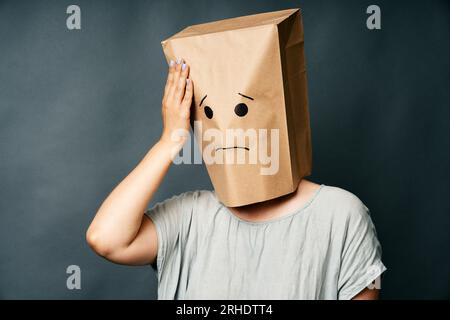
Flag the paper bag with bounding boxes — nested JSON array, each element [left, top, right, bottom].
[[161, 8, 312, 207]]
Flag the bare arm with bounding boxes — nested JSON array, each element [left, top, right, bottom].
[[86, 58, 193, 265], [352, 288, 379, 300]]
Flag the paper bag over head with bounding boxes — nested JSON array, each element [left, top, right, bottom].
[[161, 8, 312, 207]]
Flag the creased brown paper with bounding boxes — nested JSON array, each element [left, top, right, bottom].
[[161, 8, 312, 207]]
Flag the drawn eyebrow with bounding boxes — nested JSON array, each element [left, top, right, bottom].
[[200, 94, 207, 106], [238, 93, 254, 100]]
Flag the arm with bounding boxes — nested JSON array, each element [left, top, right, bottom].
[[352, 288, 379, 300], [86, 58, 193, 265]]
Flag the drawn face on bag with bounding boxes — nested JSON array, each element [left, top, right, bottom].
[[162, 9, 312, 207], [192, 61, 285, 178]]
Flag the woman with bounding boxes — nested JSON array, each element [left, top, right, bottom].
[[86, 58, 386, 299]]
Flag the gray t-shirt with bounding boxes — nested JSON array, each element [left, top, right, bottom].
[[145, 184, 386, 300]]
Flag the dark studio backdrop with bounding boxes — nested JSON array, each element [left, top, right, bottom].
[[0, 0, 449, 299]]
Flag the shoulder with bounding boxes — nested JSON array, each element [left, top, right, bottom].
[[146, 190, 217, 219], [154, 189, 215, 205], [314, 185, 372, 228], [155, 189, 219, 215], [146, 190, 219, 231], [170, 190, 222, 232], [175, 189, 217, 206], [320, 185, 367, 210]]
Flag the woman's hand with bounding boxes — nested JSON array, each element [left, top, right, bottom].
[[160, 58, 193, 149]]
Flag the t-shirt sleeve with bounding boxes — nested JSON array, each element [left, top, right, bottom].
[[337, 198, 387, 300], [144, 192, 195, 275]]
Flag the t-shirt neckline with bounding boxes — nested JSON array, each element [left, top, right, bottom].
[[218, 184, 326, 225]]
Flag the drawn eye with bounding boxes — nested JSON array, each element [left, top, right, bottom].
[[234, 103, 248, 117], [204, 106, 213, 119]]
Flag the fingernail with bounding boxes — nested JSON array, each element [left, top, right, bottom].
[[181, 63, 187, 71], [186, 78, 191, 85], [176, 57, 182, 64], [169, 60, 175, 67]]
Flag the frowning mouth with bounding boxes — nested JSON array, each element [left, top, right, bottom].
[[215, 146, 250, 152]]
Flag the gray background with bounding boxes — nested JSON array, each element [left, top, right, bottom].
[[0, 0, 449, 299]]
